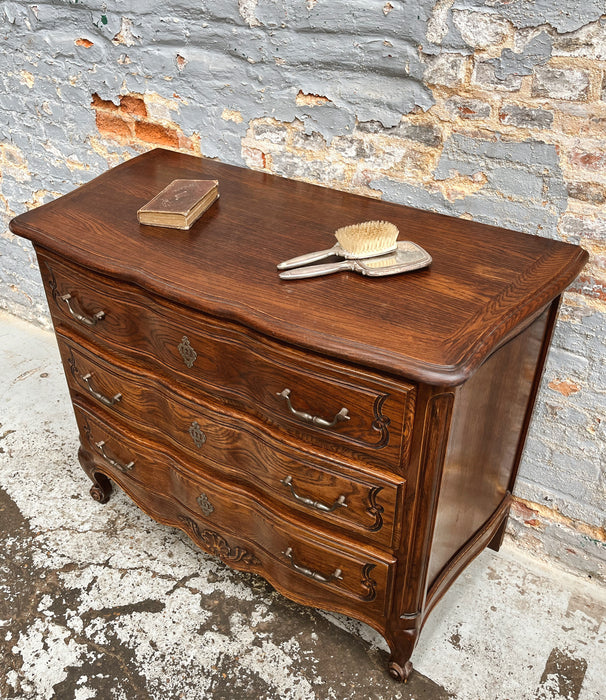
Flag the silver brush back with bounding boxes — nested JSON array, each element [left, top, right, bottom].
[[279, 241, 432, 280], [277, 220, 399, 271]]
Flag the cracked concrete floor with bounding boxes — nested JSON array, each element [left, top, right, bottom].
[[1, 310, 605, 700]]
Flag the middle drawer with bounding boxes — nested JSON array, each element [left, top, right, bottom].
[[58, 331, 405, 550]]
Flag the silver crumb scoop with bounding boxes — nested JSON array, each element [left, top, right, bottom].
[[278, 241, 431, 280]]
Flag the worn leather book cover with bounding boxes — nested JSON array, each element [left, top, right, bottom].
[[137, 179, 219, 229]]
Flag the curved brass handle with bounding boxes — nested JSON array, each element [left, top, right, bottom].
[[61, 293, 105, 326], [281, 476, 347, 513], [283, 547, 343, 583], [95, 440, 134, 473], [81, 373, 122, 407], [276, 389, 350, 429]]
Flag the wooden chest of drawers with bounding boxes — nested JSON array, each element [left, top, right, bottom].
[[10, 148, 587, 681]]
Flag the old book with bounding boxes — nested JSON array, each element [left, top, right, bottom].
[[137, 179, 219, 229]]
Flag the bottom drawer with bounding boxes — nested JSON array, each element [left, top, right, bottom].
[[74, 402, 396, 624]]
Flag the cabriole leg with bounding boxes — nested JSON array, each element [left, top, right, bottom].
[[78, 446, 112, 503], [386, 625, 417, 682]]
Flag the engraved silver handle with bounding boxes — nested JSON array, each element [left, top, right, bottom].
[[281, 476, 347, 513], [279, 260, 354, 279], [276, 245, 340, 271], [81, 373, 122, 407], [60, 293, 105, 326], [276, 388, 350, 428], [283, 547, 343, 583], [95, 440, 134, 472]]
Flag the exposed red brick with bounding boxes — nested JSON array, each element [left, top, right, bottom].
[[548, 379, 580, 397], [511, 499, 539, 527], [571, 275, 606, 301], [134, 121, 180, 148], [91, 93, 118, 111], [177, 134, 195, 153], [95, 111, 133, 140], [75, 38, 94, 48], [446, 97, 491, 121], [242, 146, 266, 169], [567, 181, 606, 204], [119, 94, 147, 118], [569, 149, 606, 172]]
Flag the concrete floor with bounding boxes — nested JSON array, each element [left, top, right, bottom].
[[1, 310, 605, 700]]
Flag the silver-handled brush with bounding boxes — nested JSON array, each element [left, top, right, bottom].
[[279, 241, 432, 280], [277, 220, 399, 271]]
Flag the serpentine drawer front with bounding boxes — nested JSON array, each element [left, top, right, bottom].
[[74, 403, 395, 623], [58, 332, 404, 549], [10, 148, 587, 681], [40, 249, 414, 471]]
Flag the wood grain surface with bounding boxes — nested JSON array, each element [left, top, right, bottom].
[[40, 249, 415, 469], [11, 148, 588, 385], [75, 402, 396, 625], [58, 330, 405, 548]]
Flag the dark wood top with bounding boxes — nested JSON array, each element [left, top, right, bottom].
[[10, 148, 587, 385]]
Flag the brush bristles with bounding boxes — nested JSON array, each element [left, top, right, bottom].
[[334, 220, 399, 257]]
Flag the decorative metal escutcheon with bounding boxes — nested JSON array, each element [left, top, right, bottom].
[[178, 335, 197, 369], [196, 492, 214, 516], [189, 421, 206, 448]]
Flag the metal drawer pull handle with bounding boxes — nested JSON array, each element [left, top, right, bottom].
[[95, 440, 134, 473], [277, 388, 350, 428], [81, 373, 122, 407], [60, 293, 105, 326], [283, 547, 343, 583], [281, 476, 347, 513]]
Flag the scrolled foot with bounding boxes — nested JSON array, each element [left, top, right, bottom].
[[79, 446, 112, 503], [388, 660, 413, 682], [90, 483, 111, 503]]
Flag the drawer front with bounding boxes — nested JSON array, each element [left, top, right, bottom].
[[40, 251, 415, 470], [60, 333, 404, 548], [75, 403, 395, 621]]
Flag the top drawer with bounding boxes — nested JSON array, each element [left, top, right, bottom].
[[39, 250, 415, 469]]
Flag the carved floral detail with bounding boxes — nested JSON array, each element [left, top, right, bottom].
[[179, 516, 260, 566], [370, 393, 391, 448], [67, 349, 78, 378], [82, 417, 93, 444], [360, 563, 377, 602], [365, 486, 385, 532], [45, 262, 59, 301]]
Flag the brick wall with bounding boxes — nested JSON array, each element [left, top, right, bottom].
[[1, 0, 604, 581]]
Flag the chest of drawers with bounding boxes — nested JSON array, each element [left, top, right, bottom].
[[10, 148, 587, 681]]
